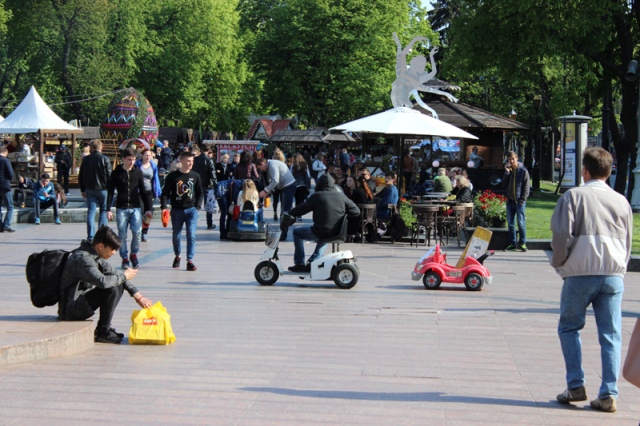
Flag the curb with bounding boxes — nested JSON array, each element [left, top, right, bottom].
[[0, 317, 94, 367]]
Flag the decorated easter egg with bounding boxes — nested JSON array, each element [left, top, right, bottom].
[[100, 87, 158, 145]]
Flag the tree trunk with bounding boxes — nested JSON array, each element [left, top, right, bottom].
[[61, 35, 84, 121], [620, 79, 637, 199]]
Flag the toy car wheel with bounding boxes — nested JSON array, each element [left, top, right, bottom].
[[464, 272, 483, 291], [254, 261, 279, 286], [333, 263, 359, 289], [422, 272, 441, 289]]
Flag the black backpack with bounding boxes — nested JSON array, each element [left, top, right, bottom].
[[26, 249, 72, 308], [387, 213, 408, 242]]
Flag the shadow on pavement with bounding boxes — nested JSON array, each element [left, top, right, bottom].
[[240, 387, 568, 409]]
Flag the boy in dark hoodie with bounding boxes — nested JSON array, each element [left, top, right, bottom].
[[286, 174, 360, 272], [58, 226, 152, 343]]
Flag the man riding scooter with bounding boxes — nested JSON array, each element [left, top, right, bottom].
[[286, 174, 360, 273]]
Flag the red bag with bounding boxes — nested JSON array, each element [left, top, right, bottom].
[[232, 205, 240, 220]]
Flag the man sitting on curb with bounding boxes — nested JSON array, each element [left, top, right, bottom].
[[286, 174, 360, 272], [32, 173, 61, 225], [58, 226, 153, 343]]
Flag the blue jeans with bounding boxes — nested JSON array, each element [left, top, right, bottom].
[[116, 208, 142, 259], [171, 207, 198, 261], [558, 275, 624, 398], [279, 184, 296, 240], [85, 189, 108, 241], [0, 190, 13, 229], [293, 226, 327, 266], [506, 200, 526, 246]]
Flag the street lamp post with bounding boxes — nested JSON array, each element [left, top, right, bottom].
[[509, 108, 518, 154], [625, 60, 640, 211]]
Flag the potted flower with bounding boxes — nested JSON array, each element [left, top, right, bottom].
[[399, 198, 416, 228], [473, 190, 507, 227]]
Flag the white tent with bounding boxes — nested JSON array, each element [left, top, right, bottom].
[[0, 86, 82, 134], [0, 86, 82, 176]]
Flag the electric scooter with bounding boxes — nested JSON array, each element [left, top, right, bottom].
[[253, 213, 359, 289]]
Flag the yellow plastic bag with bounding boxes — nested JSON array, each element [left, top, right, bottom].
[[128, 301, 176, 345]]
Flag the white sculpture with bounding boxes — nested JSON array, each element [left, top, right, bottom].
[[390, 33, 458, 119]]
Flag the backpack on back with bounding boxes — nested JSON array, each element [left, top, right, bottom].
[[26, 249, 72, 308]]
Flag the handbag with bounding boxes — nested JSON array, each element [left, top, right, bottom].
[[623, 318, 640, 387], [129, 301, 176, 345], [205, 189, 218, 214]]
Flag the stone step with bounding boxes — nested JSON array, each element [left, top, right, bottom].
[[0, 315, 94, 367]]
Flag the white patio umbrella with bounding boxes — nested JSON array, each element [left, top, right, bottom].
[[330, 106, 478, 139]]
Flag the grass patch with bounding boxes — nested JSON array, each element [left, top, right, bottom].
[[525, 181, 640, 255]]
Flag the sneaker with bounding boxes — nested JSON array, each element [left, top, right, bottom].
[[55, 218, 62, 225], [3, 227, 14, 233], [590, 396, 616, 413], [288, 264, 310, 273], [94, 326, 124, 344], [94, 326, 124, 340], [141, 233, 148, 242], [556, 386, 587, 404], [172, 256, 181, 268], [505, 244, 517, 251], [122, 258, 130, 269], [207, 224, 216, 230], [130, 254, 139, 269], [34, 218, 40, 225], [186, 261, 197, 271], [519, 244, 528, 252]]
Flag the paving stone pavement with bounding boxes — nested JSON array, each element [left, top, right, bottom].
[[1, 216, 640, 425]]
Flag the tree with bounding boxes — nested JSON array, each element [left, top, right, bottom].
[[443, 0, 639, 197], [240, 0, 437, 128]]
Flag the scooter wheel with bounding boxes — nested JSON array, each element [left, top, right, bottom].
[[423, 272, 441, 290], [464, 272, 483, 291], [333, 263, 359, 289], [255, 261, 279, 286]]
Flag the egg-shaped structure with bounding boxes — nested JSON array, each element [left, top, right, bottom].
[[100, 88, 158, 145]]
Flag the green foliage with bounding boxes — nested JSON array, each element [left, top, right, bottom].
[[240, 0, 438, 127]]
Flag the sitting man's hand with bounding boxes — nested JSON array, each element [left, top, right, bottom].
[[124, 268, 138, 281], [133, 293, 153, 309]]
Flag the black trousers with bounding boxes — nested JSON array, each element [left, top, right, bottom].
[[84, 285, 125, 328], [57, 168, 70, 194], [35, 198, 59, 219]]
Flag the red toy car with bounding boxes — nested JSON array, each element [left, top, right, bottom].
[[411, 244, 494, 291]]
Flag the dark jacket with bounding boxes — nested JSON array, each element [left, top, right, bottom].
[[215, 161, 231, 183], [192, 153, 217, 190], [502, 163, 530, 203], [160, 147, 173, 170], [79, 151, 111, 192], [58, 240, 139, 320], [455, 187, 473, 203], [107, 165, 151, 211], [0, 155, 13, 192], [351, 187, 372, 206], [289, 174, 360, 239], [161, 170, 204, 210], [54, 149, 72, 171]]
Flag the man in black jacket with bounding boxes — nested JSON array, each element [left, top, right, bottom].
[[287, 174, 360, 272], [54, 144, 72, 195], [107, 148, 151, 269], [58, 226, 152, 343], [0, 146, 14, 232], [161, 151, 204, 271], [191, 145, 217, 230], [79, 139, 111, 242]]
